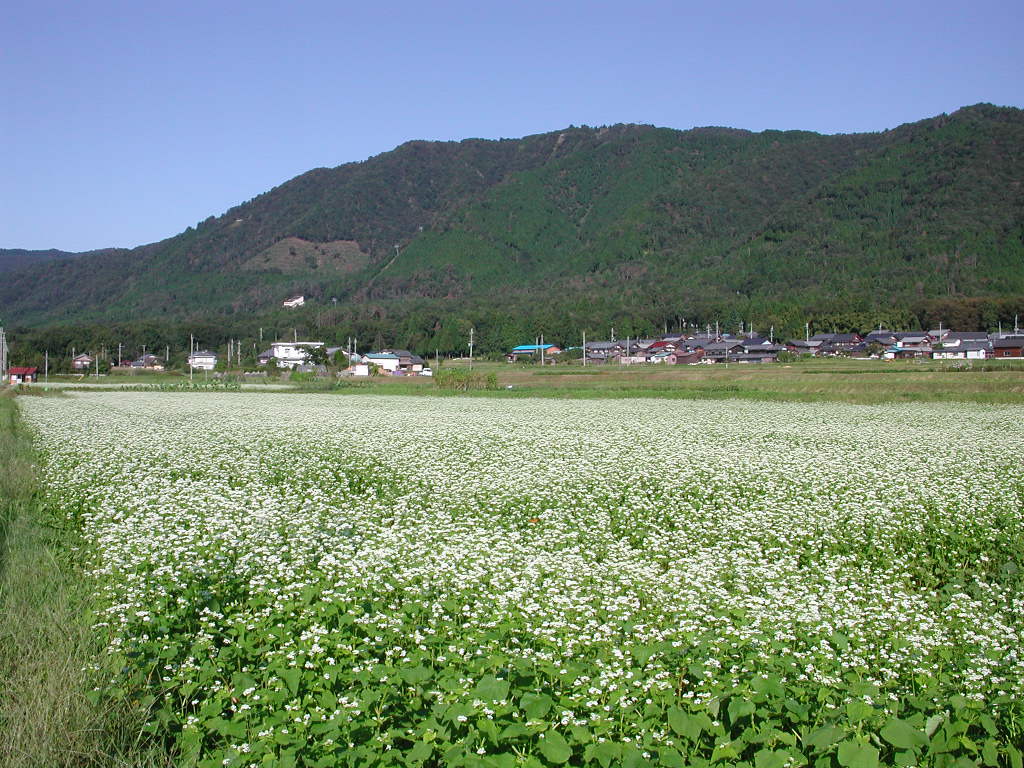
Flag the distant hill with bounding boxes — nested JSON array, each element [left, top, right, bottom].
[[2, 104, 1022, 348], [0, 248, 85, 274]]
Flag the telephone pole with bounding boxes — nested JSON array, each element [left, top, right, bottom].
[[468, 327, 475, 370], [0, 326, 8, 384]]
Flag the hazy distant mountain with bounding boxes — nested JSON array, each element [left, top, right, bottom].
[[0, 248, 85, 274], [2, 104, 1022, 336]]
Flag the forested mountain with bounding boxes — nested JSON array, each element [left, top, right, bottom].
[[2, 104, 1023, 354], [0, 248, 93, 274]]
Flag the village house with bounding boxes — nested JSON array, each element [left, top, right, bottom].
[[701, 341, 745, 363], [583, 341, 624, 363], [71, 353, 94, 370], [932, 341, 990, 360], [943, 332, 989, 345], [668, 347, 705, 365], [8, 366, 38, 384], [258, 341, 325, 368], [786, 339, 823, 356], [991, 337, 1024, 358], [380, 349, 427, 373], [187, 350, 218, 370], [282, 295, 305, 308], [362, 352, 401, 372], [880, 334, 936, 359], [506, 344, 561, 362], [132, 354, 165, 370]]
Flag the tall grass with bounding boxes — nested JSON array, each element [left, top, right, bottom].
[[0, 392, 170, 767]]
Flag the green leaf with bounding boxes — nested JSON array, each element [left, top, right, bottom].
[[667, 707, 690, 738], [522, 692, 553, 720], [538, 730, 572, 764], [728, 697, 756, 722], [751, 676, 785, 698], [881, 718, 927, 750], [755, 749, 791, 768], [1007, 744, 1022, 768], [845, 700, 873, 722], [279, 667, 301, 698], [658, 747, 685, 768], [499, 723, 530, 739], [925, 714, 945, 738], [630, 645, 657, 665], [837, 740, 879, 768], [587, 741, 621, 768], [407, 740, 433, 763], [231, 672, 257, 693], [400, 665, 433, 685], [473, 675, 510, 702], [982, 739, 999, 767]]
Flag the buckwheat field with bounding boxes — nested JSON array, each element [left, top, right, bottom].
[[20, 393, 1024, 768]]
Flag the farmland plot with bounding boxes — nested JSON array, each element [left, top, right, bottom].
[[20, 393, 1024, 767]]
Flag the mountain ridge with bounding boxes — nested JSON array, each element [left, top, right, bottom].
[[2, 104, 1022, 346]]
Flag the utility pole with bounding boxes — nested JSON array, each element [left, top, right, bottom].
[[806, 322, 810, 342], [0, 326, 8, 384], [190, 334, 194, 382], [582, 330, 586, 367], [44, 350, 49, 383], [118, 342, 122, 367], [468, 327, 475, 369], [540, 334, 545, 366]]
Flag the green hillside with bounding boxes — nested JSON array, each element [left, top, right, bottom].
[[2, 105, 1022, 354], [0, 248, 94, 274]]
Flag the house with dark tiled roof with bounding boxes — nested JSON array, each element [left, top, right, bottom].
[[992, 337, 1024, 358]]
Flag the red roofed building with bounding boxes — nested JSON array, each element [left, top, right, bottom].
[[9, 366, 38, 384]]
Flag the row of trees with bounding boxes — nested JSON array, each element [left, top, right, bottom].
[[6, 294, 1023, 369]]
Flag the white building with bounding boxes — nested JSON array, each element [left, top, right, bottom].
[[259, 341, 324, 369], [363, 352, 400, 372], [282, 295, 305, 308], [188, 350, 218, 370]]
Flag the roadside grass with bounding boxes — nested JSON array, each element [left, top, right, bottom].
[[0, 392, 170, 768], [21, 357, 1024, 404], [436, 358, 1024, 404]]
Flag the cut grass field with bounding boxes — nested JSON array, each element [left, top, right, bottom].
[[23, 357, 1024, 404], [0, 392, 168, 768], [328, 357, 1024, 404], [481, 358, 1024, 403]]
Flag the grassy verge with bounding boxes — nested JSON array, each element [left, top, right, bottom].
[[0, 392, 170, 767], [24, 357, 1024, 404]]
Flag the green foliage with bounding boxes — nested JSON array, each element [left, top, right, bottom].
[[433, 368, 499, 391]]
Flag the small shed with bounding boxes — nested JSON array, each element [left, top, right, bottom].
[[9, 366, 38, 384]]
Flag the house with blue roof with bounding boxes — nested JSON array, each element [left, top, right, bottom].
[[507, 344, 562, 362]]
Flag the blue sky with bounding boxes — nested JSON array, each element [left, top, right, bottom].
[[2, 0, 1021, 252]]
